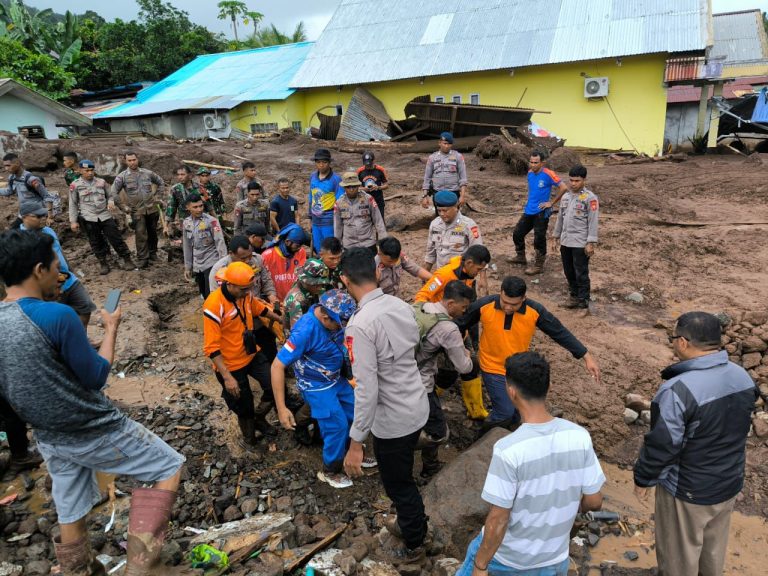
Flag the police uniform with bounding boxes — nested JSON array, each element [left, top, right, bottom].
[[182, 213, 227, 299], [234, 197, 271, 237], [208, 254, 276, 300], [69, 176, 134, 267], [375, 253, 424, 297], [113, 167, 165, 265], [422, 150, 468, 195], [333, 190, 387, 251], [425, 212, 482, 269], [552, 188, 599, 305], [235, 178, 265, 203]]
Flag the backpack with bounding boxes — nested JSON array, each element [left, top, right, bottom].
[[9, 172, 61, 216], [412, 302, 451, 355]]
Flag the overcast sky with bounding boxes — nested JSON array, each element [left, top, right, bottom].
[[24, 0, 768, 41]]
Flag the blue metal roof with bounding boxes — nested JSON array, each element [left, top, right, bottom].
[[95, 42, 313, 119], [291, 0, 710, 88]]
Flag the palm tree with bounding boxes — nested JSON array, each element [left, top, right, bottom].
[[250, 21, 307, 47], [216, 0, 248, 43], [244, 10, 263, 37]]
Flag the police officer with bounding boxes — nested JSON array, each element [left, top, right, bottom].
[[112, 151, 166, 268], [413, 281, 476, 479], [376, 236, 431, 298], [235, 161, 262, 203], [341, 248, 430, 563], [182, 192, 227, 299], [197, 167, 226, 218], [245, 222, 269, 255], [208, 235, 277, 304], [69, 159, 136, 275], [283, 259, 331, 336], [356, 151, 389, 220], [424, 191, 483, 271], [333, 172, 387, 254], [166, 165, 200, 233], [234, 181, 271, 236], [421, 132, 468, 209], [552, 165, 599, 311]]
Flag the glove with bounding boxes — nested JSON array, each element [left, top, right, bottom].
[[461, 376, 489, 420]]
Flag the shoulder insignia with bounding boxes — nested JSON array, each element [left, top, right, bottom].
[[471, 225, 480, 239], [590, 199, 598, 211], [345, 335, 355, 364]]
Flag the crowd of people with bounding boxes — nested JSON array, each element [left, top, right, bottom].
[[0, 132, 758, 576]]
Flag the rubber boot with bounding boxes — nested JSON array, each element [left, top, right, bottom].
[[510, 250, 527, 265], [98, 259, 110, 276], [237, 416, 262, 447], [525, 252, 546, 275], [122, 257, 138, 271], [124, 487, 177, 576], [460, 377, 489, 420], [254, 401, 276, 437], [54, 535, 106, 576], [420, 446, 442, 479]]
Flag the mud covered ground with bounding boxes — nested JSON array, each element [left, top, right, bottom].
[[1, 132, 767, 574]]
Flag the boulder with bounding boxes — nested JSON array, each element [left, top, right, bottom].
[[741, 353, 762, 370], [432, 558, 462, 576], [624, 394, 650, 412], [741, 336, 767, 354], [743, 312, 768, 326], [752, 414, 768, 438], [422, 427, 508, 557], [623, 408, 639, 424]]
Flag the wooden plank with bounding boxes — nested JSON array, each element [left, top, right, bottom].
[[499, 127, 516, 144], [182, 159, 235, 171], [283, 524, 348, 573], [390, 124, 429, 142]]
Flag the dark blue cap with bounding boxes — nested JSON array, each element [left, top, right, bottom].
[[440, 132, 454, 144]]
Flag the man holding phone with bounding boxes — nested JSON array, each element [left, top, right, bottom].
[[203, 262, 284, 449], [0, 230, 184, 575]]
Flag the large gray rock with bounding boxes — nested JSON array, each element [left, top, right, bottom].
[[422, 427, 509, 557]]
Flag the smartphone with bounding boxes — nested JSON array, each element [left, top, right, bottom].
[[105, 289, 122, 313]]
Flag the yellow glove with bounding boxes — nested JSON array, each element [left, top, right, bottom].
[[435, 386, 445, 398], [461, 377, 489, 420]]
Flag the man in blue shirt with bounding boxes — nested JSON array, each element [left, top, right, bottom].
[[19, 201, 96, 329], [0, 230, 184, 575], [269, 177, 299, 233], [308, 148, 342, 254], [511, 150, 568, 275], [271, 289, 360, 489]]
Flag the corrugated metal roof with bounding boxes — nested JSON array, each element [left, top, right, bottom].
[[0, 78, 91, 126], [95, 42, 313, 119], [291, 0, 710, 88], [711, 10, 768, 63]]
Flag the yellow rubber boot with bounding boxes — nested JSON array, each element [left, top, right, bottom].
[[461, 377, 489, 420]]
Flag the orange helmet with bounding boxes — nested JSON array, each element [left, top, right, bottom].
[[214, 261, 255, 287]]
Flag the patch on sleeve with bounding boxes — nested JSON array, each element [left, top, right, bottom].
[[590, 200, 598, 212], [211, 219, 222, 231], [471, 225, 480, 239], [345, 335, 355, 364], [283, 340, 296, 354]]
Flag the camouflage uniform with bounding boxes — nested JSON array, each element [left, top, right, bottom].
[[64, 168, 79, 186], [202, 182, 226, 217], [166, 181, 200, 223], [283, 259, 331, 336]]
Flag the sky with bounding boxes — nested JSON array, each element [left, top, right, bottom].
[[23, 0, 768, 41]]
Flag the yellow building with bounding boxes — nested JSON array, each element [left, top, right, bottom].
[[291, 0, 713, 155]]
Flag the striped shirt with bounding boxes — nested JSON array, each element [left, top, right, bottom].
[[482, 418, 605, 570]]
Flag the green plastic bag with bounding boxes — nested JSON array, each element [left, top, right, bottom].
[[189, 543, 229, 570]]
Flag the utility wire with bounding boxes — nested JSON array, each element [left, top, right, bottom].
[[603, 95, 640, 155]]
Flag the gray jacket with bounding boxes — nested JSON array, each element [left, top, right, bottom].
[[415, 302, 473, 392], [425, 212, 482, 267], [552, 189, 599, 248], [69, 177, 115, 223], [112, 167, 165, 216], [0, 170, 55, 213], [345, 289, 429, 442], [376, 253, 423, 297], [333, 190, 387, 249]]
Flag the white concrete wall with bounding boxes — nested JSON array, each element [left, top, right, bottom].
[[0, 94, 61, 138], [106, 112, 230, 139]]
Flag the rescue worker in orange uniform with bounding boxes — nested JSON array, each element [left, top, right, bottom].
[[414, 245, 490, 304]]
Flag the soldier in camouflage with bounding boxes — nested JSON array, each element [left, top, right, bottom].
[[166, 165, 200, 232], [283, 259, 331, 337], [319, 236, 344, 290], [62, 151, 79, 186], [197, 167, 226, 218]]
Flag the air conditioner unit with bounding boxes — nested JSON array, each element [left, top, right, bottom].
[[584, 77, 609, 98], [203, 114, 225, 130]]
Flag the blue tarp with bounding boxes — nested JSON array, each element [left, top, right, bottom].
[[95, 42, 313, 119], [750, 87, 768, 123]]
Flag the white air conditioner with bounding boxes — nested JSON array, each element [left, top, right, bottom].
[[203, 114, 225, 130], [584, 77, 609, 98]]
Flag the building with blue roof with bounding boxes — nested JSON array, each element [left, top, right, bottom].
[[94, 42, 313, 139]]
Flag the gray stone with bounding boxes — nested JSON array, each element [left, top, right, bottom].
[[334, 552, 357, 576], [240, 498, 259, 515], [275, 495, 293, 512], [17, 517, 38, 535], [623, 550, 639, 561], [0, 562, 23, 576], [36, 517, 52, 536], [625, 292, 644, 304], [297, 524, 317, 546], [160, 539, 183, 566], [623, 408, 639, 424], [397, 563, 422, 576], [22, 561, 49, 576], [640, 410, 651, 425], [256, 551, 284, 576], [433, 558, 461, 576], [348, 540, 369, 562], [223, 505, 243, 522], [422, 427, 508, 557], [587, 533, 600, 547]]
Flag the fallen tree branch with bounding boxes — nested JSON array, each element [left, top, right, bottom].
[[283, 524, 348, 573]]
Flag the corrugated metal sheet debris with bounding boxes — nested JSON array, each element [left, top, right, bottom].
[[337, 88, 392, 141], [290, 0, 710, 88], [711, 10, 768, 64]]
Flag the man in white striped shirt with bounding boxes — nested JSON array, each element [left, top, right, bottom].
[[457, 352, 605, 576]]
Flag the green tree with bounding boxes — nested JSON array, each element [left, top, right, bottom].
[[217, 0, 248, 43], [246, 21, 307, 48], [244, 10, 263, 36], [0, 36, 75, 99]]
